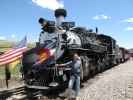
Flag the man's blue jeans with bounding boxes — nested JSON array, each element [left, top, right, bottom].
[[68, 75, 80, 96]]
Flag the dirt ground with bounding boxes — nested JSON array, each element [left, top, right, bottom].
[[79, 59, 133, 100]]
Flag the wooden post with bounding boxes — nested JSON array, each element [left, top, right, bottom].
[[5, 64, 11, 88]]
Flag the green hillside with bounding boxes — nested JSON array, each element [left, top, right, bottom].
[[0, 40, 35, 53]]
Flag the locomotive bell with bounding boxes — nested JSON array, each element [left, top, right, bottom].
[[54, 8, 67, 26]]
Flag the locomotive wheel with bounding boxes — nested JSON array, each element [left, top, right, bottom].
[[97, 60, 101, 73], [89, 60, 97, 76], [97, 58, 106, 73], [80, 56, 90, 79], [80, 63, 84, 81], [84, 56, 90, 77]]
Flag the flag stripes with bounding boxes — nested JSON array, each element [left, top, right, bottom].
[[0, 55, 22, 65], [0, 47, 27, 62], [0, 47, 26, 59], [0, 36, 27, 66]]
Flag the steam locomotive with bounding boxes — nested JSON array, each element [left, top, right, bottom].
[[21, 9, 130, 89]]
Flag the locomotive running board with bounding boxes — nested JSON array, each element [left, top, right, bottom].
[[25, 84, 49, 89]]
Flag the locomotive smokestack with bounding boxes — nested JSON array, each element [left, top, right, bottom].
[[54, 8, 67, 26], [96, 27, 98, 33]]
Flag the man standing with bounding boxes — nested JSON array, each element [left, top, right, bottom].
[[56, 53, 81, 99]]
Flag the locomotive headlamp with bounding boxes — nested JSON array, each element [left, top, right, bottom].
[[41, 21, 56, 33], [38, 17, 56, 33], [38, 17, 47, 27]]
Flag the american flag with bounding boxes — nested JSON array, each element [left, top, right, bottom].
[[0, 36, 27, 66]]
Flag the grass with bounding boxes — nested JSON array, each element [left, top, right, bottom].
[[0, 67, 5, 79], [0, 64, 22, 79]]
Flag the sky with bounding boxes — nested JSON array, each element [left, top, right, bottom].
[[0, 0, 133, 48]]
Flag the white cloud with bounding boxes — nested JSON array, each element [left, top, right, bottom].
[[32, 0, 64, 10], [123, 18, 133, 23], [125, 27, 133, 31], [92, 14, 111, 20], [0, 36, 6, 40]]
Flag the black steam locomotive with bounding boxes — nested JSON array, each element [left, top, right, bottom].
[[21, 9, 129, 89]]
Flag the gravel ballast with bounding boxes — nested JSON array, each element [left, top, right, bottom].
[[79, 60, 133, 100]]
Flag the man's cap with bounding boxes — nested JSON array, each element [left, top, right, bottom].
[[54, 8, 67, 18]]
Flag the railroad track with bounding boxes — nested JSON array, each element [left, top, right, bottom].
[[0, 83, 68, 100]]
